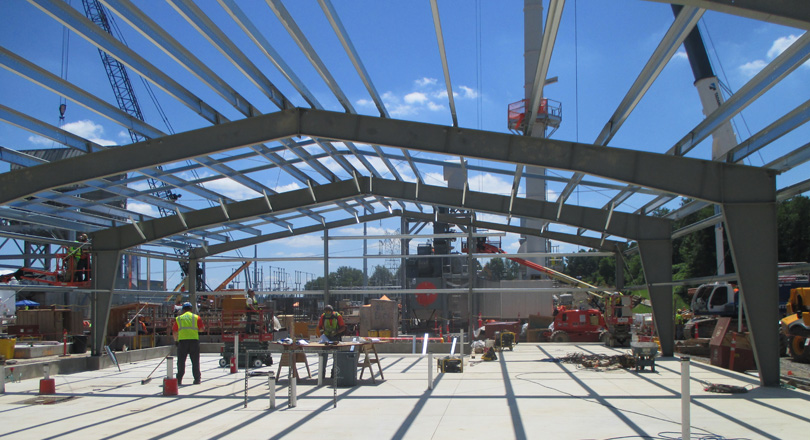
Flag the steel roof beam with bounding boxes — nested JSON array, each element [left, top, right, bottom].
[[297, 109, 775, 204], [98, 0, 345, 188], [0, 108, 776, 207], [644, 0, 810, 30], [98, 0, 263, 117], [0, 46, 163, 138], [190, 210, 398, 259], [722, 98, 810, 164], [268, 0, 420, 184], [89, 176, 670, 252], [429, 0, 458, 127], [27, 0, 223, 125], [25, 0, 334, 216], [165, 0, 293, 110], [574, 28, 809, 233], [401, 210, 627, 253], [216, 0, 319, 107], [557, 5, 703, 204], [318, 0, 387, 119], [219, 0, 401, 183], [668, 31, 810, 157]]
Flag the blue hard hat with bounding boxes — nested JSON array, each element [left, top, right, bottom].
[[182, 302, 192, 308]]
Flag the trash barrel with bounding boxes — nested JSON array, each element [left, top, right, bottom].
[[71, 335, 88, 354], [333, 351, 358, 387], [0, 336, 15, 360]]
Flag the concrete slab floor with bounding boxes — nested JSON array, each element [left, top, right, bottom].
[[1, 343, 809, 440]]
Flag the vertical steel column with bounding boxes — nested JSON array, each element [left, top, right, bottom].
[[637, 239, 674, 356], [615, 251, 625, 291], [90, 250, 121, 356], [723, 202, 779, 386], [323, 229, 330, 305], [468, 228, 475, 336], [187, 258, 198, 314]]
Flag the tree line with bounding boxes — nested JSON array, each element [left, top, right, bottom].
[[303, 195, 810, 299]]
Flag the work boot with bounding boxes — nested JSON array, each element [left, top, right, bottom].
[[177, 378, 182, 386], [193, 379, 201, 385]]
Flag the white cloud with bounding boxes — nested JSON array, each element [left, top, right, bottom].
[[62, 120, 117, 146], [404, 92, 428, 104], [739, 59, 767, 77], [379, 79, 480, 119], [416, 77, 437, 87], [426, 101, 444, 111], [767, 34, 799, 59], [423, 171, 449, 186], [273, 182, 303, 193], [201, 178, 259, 201], [469, 173, 513, 196], [356, 98, 374, 108], [27, 119, 117, 147], [127, 200, 159, 217], [128, 181, 152, 192], [739, 34, 808, 78], [340, 225, 399, 236], [547, 188, 559, 202], [27, 135, 53, 146], [389, 104, 419, 117], [459, 85, 479, 99], [274, 234, 323, 249], [672, 50, 688, 61]]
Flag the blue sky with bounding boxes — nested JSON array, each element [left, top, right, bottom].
[[1, 1, 808, 289]]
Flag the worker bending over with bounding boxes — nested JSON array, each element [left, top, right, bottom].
[[173, 302, 204, 385], [317, 305, 346, 342]]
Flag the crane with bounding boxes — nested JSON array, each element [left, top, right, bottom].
[[80, 0, 203, 291]]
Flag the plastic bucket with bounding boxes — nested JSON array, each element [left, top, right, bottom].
[[163, 378, 178, 396]]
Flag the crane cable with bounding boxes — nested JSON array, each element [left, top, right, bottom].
[[59, 0, 71, 126]]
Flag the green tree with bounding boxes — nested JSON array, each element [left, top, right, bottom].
[[368, 265, 395, 286], [564, 249, 601, 284], [778, 195, 810, 262], [330, 266, 364, 288], [303, 266, 366, 290], [597, 257, 616, 286]]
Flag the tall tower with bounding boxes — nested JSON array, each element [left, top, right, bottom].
[[519, 0, 549, 277]]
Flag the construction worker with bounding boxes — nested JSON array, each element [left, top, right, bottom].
[[316, 305, 346, 342], [675, 309, 685, 340], [172, 302, 204, 385], [246, 289, 258, 333], [67, 234, 91, 282]]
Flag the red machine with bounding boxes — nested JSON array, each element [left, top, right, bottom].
[[545, 306, 607, 342], [0, 248, 91, 288], [469, 238, 632, 344]]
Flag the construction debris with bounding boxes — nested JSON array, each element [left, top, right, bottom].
[[554, 352, 636, 370]]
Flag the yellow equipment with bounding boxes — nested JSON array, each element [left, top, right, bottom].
[[781, 287, 810, 363]]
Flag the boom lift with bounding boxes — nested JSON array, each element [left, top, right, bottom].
[[468, 238, 633, 345]]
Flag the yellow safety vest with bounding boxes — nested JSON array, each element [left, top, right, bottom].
[[321, 312, 342, 335], [176, 312, 200, 341]]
